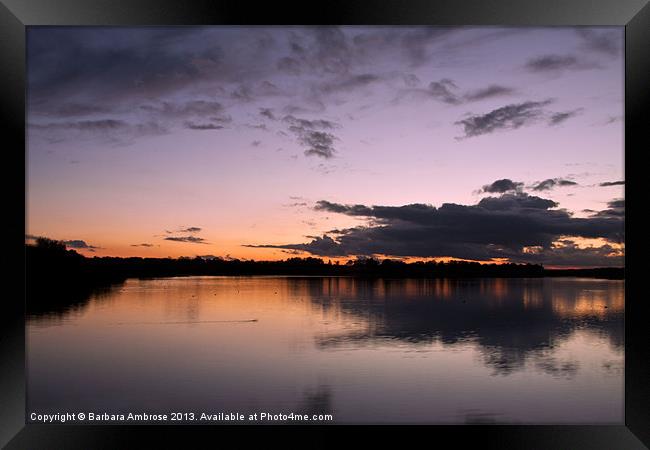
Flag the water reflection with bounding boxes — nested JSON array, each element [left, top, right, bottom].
[[27, 277, 624, 424], [27, 282, 124, 326], [297, 385, 333, 417], [303, 278, 623, 376]]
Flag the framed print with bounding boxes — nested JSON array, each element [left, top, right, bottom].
[[1, 0, 648, 448]]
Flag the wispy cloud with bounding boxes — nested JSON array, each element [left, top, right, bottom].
[[455, 99, 553, 138], [524, 54, 600, 73], [184, 121, 225, 130], [530, 178, 578, 191], [399, 80, 515, 105], [162, 226, 207, 243], [463, 85, 515, 102], [548, 109, 583, 126], [164, 236, 208, 244], [599, 180, 624, 187], [576, 29, 622, 57]]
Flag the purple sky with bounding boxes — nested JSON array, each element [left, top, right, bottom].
[[26, 26, 624, 267]]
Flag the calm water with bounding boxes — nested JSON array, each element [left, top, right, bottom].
[[27, 277, 624, 424]]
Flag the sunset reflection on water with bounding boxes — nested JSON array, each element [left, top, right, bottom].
[[28, 276, 623, 424]]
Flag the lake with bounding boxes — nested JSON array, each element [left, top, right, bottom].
[[27, 276, 624, 424]]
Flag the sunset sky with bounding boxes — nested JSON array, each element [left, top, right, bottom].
[[26, 26, 624, 267]]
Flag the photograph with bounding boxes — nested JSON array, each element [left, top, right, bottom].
[[23, 25, 627, 426]]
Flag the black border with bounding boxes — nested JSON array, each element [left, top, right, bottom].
[[2, 1, 649, 448]]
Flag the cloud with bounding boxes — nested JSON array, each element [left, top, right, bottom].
[[138, 100, 233, 131], [548, 108, 583, 126], [283, 115, 338, 130], [245, 235, 344, 257], [299, 131, 337, 158], [398, 78, 460, 105], [30, 119, 168, 143], [576, 29, 622, 57], [530, 178, 578, 191], [399, 81, 516, 107], [26, 28, 278, 140], [294, 27, 352, 75], [28, 28, 197, 103], [604, 116, 623, 125], [164, 236, 208, 244], [277, 56, 302, 75], [320, 73, 383, 94], [44, 103, 112, 117], [283, 115, 340, 159], [455, 99, 553, 138], [184, 121, 225, 130], [32, 119, 128, 131], [130, 243, 154, 247], [524, 54, 600, 73], [26, 27, 282, 110], [481, 179, 523, 193], [247, 193, 623, 265], [230, 81, 284, 101], [259, 108, 276, 120], [178, 227, 202, 233], [161, 226, 206, 243], [33, 99, 231, 141], [20, 27, 481, 148], [399, 80, 516, 106], [61, 239, 100, 250], [427, 79, 462, 105], [463, 85, 515, 102], [140, 100, 227, 118], [394, 27, 459, 66], [608, 199, 624, 209], [591, 199, 624, 218], [272, 27, 458, 81], [402, 73, 420, 87], [523, 239, 623, 267], [599, 180, 624, 187]]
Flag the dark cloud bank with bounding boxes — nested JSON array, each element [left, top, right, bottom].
[[26, 27, 465, 146], [247, 191, 624, 267]]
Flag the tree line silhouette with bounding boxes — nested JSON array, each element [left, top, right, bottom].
[[26, 237, 625, 279], [26, 237, 623, 313]]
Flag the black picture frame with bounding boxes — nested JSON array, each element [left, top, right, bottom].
[[1, 1, 648, 448]]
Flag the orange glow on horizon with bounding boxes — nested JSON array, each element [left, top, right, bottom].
[[26, 234, 624, 268]]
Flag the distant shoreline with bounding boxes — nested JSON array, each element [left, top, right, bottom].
[[107, 272, 624, 279], [25, 240, 624, 296], [25, 240, 623, 315]]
